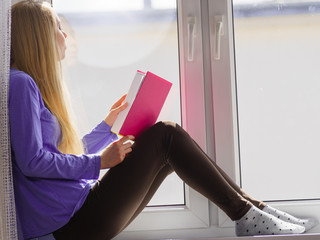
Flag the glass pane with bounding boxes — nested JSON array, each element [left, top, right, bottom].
[[54, 0, 184, 206], [233, 0, 320, 201]]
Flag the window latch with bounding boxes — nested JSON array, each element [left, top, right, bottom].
[[214, 15, 224, 60], [187, 16, 196, 61]]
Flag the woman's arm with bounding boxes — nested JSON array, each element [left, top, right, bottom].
[[9, 72, 100, 180], [82, 94, 128, 154], [82, 121, 118, 154]]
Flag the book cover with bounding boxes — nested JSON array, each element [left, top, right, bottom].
[[111, 71, 172, 137]]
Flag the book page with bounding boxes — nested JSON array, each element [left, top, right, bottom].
[[111, 71, 145, 134]]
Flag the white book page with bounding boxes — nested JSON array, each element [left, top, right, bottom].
[[111, 71, 145, 134]]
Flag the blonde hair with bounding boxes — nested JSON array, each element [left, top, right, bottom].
[[11, 0, 83, 155]]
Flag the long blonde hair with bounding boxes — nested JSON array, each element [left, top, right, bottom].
[[11, 0, 83, 155]]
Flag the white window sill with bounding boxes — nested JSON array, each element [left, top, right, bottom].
[[123, 186, 209, 232]]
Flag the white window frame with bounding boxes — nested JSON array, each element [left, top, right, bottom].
[[118, 0, 240, 237], [121, 0, 211, 233], [118, 0, 239, 237], [207, 0, 241, 228]]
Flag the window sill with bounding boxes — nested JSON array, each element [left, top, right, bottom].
[[123, 186, 209, 231]]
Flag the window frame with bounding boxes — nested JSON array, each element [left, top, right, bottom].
[[118, 0, 244, 234], [119, 0, 240, 235], [121, 0, 211, 232]]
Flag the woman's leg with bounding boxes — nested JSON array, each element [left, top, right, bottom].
[[118, 164, 173, 233], [54, 121, 303, 240], [54, 121, 251, 240], [123, 123, 312, 235], [158, 122, 252, 220], [54, 144, 174, 239], [123, 123, 265, 228], [194, 139, 266, 210]]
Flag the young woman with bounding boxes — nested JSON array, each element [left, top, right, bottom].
[[9, 1, 317, 239]]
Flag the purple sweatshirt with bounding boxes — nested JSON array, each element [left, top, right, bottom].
[[9, 68, 118, 239]]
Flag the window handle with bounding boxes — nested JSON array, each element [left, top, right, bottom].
[[214, 15, 224, 60], [187, 16, 196, 61]]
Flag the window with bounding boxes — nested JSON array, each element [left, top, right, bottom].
[[233, 0, 320, 201], [210, 0, 320, 234], [207, 0, 320, 233], [54, 0, 184, 207]]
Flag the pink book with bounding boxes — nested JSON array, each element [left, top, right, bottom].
[[111, 71, 172, 137]]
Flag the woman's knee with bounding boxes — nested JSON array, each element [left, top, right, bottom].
[[143, 121, 179, 138], [133, 121, 178, 152], [153, 120, 176, 129], [134, 121, 185, 150]]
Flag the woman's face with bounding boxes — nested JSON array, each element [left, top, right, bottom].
[[55, 14, 67, 60]]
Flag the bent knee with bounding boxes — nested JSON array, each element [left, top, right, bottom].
[[140, 121, 177, 138], [153, 121, 182, 134], [155, 121, 177, 128]]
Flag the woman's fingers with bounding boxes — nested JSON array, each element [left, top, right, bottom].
[[122, 142, 133, 154], [119, 135, 135, 143], [123, 147, 132, 155], [104, 96, 128, 126], [111, 94, 127, 110], [115, 135, 134, 158], [100, 135, 134, 169], [119, 135, 134, 158], [113, 101, 128, 114]]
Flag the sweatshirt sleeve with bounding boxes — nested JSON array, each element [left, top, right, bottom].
[[82, 121, 118, 154], [9, 72, 100, 180]]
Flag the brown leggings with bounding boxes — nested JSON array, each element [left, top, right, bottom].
[[53, 121, 265, 240]]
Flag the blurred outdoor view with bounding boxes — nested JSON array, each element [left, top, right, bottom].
[[54, 0, 184, 206], [233, 0, 320, 201]]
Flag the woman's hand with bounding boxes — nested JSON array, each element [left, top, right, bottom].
[[104, 94, 128, 127], [100, 135, 135, 169]]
